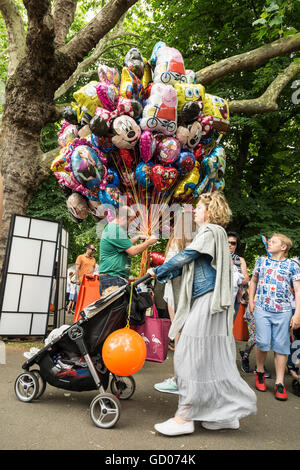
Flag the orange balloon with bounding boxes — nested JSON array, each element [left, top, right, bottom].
[[102, 327, 146, 376]]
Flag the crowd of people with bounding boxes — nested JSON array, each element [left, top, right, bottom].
[[67, 190, 300, 437]]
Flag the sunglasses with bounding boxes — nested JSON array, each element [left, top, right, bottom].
[[228, 241, 237, 246], [90, 248, 96, 251]]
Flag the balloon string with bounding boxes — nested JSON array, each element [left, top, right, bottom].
[[126, 282, 134, 328]]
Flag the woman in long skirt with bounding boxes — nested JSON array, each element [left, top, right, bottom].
[[148, 192, 257, 436]]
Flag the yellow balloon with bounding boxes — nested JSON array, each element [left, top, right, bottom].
[[142, 58, 152, 89], [174, 161, 201, 200], [50, 144, 71, 173], [119, 67, 144, 101], [203, 93, 230, 133], [73, 81, 102, 120], [174, 83, 205, 112]]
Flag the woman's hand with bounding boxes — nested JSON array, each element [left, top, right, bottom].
[[147, 268, 156, 279]]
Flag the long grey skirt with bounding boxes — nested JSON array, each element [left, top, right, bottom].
[[174, 291, 257, 422]]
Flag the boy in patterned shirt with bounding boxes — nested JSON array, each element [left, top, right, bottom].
[[249, 234, 300, 401]]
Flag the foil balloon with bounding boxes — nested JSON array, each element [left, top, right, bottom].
[[98, 184, 121, 208], [57, 123, 78, 148], [153, 45, 186, 86], [119, 148, 134, 168], [71, 145, 105, 193], [194, 145, 226, 196], [156, 136, 181, 163], [150, 41, 166, 68], [124, 47, 145, 80], [96, 81, 119, 111], [73, 81, 101, 121], [173, 161, 201, 201], [203, 93, 230, 133], [140, 83, 177, 136], [176, 149, 195, 175], [97, 64, 120, 86], [174, 83, 205, 113], [119, 67, 145, 103], [111, 114, 141, 149], [151, 164, 178, 192], [51, 144, 72, 173], [142, 59, 153, 90], [139, 130, 157, 163], [176, 121, 202, 149], [66, 193, 89, 221], [149, 251, 165, 267], [135, 162, 154, 187], [54, 171, 88, 197], [107, 168, 120, 187]]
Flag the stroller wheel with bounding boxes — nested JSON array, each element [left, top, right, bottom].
[[110, 375, 136, 400], [31, 369, 47, 399], [14, 371, 39, 402], [90, 393, 120, 429]]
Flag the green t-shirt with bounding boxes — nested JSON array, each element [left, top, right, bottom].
[[99, 222, 133, 278]]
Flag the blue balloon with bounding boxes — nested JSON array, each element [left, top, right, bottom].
[[135, 162, 154, 187], [98, 185, 121, 208], [107, 168, 120, 187], [71, 145, 103, 191], [175, 149, 195, 175]]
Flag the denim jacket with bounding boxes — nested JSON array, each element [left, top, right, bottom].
[[153, 249, 216, 298]]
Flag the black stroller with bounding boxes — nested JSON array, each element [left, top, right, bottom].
[[14, 274, 153, 429]]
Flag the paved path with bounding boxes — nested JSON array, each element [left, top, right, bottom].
[[0, 340, 299, 451]]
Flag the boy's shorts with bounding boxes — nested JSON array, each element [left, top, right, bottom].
[[254, 306, 293, 355]]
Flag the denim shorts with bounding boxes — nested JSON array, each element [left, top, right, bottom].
[[254, 306, 293, 355], [99, 274, 127, 295]]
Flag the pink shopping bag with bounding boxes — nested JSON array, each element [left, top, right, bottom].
[[131, 305, 171, 363]]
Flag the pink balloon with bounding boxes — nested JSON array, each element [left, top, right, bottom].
[[156, 136, 181, 163], [139, 130, 157, 162]]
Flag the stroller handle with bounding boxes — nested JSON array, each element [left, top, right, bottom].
[[132, 273, 152, 287]]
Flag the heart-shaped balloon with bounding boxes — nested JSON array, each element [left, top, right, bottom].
[[151, 164, 178, 192], [139, 130, 157, 162], [175, 149, 195, 175], [156, 136, 181, 164]]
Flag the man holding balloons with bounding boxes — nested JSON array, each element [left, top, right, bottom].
[[99, 205, 157, 295]]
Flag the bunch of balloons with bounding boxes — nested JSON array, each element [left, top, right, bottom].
[[51, 42, 230, 229]]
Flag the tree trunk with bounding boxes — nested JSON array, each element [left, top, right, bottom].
[[0, 120, 43, 273]]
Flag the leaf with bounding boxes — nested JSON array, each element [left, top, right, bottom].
[[269, 14, 283, 26], [252, 18, 267, 26], [265, 3, 280, 13]]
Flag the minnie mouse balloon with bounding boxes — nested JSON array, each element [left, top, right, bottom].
[[156, 136, 181, 164]]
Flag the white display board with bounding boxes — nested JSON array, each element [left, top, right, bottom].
[[0, 215, 69, 337]]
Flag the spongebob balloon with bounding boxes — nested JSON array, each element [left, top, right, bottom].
[[203, 94, 230, 133]]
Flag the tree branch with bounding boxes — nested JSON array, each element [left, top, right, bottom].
[[52, 0, 77, 47], [196, 32, 300, 85], [0, 0, 26, 78], [58, 0, 138, 67], [229, 60, 300, 115], [54, 30, 140, 99]]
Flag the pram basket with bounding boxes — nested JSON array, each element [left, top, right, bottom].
[[14, 274, 152, 428]]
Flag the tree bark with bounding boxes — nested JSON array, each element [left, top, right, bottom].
[[196, 32, 300, 85]]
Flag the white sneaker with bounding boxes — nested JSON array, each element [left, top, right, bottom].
[[154, 418, 194, 436], [201, 419, 240, 430], [154, 377, 179, 394]]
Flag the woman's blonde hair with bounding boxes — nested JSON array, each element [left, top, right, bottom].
[[197, 191, 232, 228], [165, 210, 197, 255]]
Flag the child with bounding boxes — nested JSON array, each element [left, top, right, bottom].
[[248, 233, 300, 401], [67, 272, 77, 314]]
